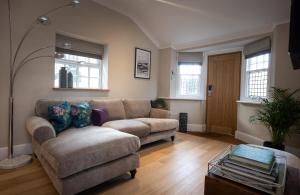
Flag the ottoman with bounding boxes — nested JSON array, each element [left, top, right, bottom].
[[39, 127, 140, 195]]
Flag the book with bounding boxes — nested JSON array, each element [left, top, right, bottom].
[[229, 144, 275, 171], [223, 158, 276, 175], [221, 160, 279, 181], [209, 166, 275, 194]]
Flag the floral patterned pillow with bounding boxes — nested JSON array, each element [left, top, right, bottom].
[[48, 102, 72, 134], [71, 102, 92, 128]]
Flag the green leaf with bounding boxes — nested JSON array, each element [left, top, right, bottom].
[[249, 87, 300, 145]]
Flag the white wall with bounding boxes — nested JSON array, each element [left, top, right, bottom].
[[237, 103, 270, 141], [237, 23, 300, 156], [0, 0, 159, 148], [167, 100, 206, 132]]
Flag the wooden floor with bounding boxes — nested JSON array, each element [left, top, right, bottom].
[[0, 132, 242, 195]]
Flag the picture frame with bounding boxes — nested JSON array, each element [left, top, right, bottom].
[[134, 48, 151, 79]]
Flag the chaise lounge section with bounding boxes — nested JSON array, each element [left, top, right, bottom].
[[26, 98, 178, 195]]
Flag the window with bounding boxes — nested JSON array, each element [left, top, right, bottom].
[[55, 53, 102, 89], [176, 63, 201, 98], [54, 34, 106, 89], [245, 53, 270, 99]]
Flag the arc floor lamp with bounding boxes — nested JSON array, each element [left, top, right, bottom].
[[0, 0, 80, 169]]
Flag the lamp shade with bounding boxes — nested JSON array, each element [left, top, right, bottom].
[[37, 16, 50, 25], [71, 0, 80, 7]]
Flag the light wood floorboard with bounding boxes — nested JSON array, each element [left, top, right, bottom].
[[0, 132, 242, 195]]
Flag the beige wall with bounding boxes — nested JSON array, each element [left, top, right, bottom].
[[237, 23, 300, 154], [158, 48, 205, 127], [167, 100, 206, 125], [237, 104, 270, 141], [0, 0, 158, 147], [158, 48, 172, 97], [273, 23, 300, 89], [156, 22, 299, 152]]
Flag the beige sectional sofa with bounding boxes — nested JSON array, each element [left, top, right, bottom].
[[26, 99, 178, 195]]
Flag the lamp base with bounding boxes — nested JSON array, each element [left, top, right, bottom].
[[0, 155, 32, 170]]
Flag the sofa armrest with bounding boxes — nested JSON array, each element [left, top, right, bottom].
[[26, 116, 56, 144], [150, 108, 171, 119]]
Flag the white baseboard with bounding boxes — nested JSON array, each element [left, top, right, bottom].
[[235, 130, 264, 145], [235, 130, 300, 158], [0, 143, 32, 161], [187, 124, 206, 132]]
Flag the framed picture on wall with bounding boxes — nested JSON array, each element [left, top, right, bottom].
[[134, 48, 151, 79]]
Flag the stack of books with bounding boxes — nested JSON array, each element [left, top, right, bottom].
[[206, 144, 287, 194], [220, 144, 280, 183]]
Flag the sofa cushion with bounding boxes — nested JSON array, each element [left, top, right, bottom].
[[36, 99, 90, 119], [91, 108, 109, 126], [48, 102, 72, 134], [136, 118, 179, 133], [71, 102, 92, 128], [123, 99, 151, 119], [102, 120, 151, 138], [150, 108, 171, 119], [91, 99, 126, 121], [41, 126, 140, 179]]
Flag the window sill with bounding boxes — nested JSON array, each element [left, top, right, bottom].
[[159, 97, 204, 101], [236, 100, 262, 105], [53, 87, 110, 92]]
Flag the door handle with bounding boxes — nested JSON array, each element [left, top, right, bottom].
[[208, 85, 213, 96]]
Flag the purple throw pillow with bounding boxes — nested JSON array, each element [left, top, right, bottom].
[[91, 108, 109, 126]]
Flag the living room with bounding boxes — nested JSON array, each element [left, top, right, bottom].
[[0, 0, 299, 194]]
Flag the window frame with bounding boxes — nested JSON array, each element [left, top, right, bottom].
[[54, 55, 103, 89], [175, 63, 202, 99], [244, 53, 271, 100]]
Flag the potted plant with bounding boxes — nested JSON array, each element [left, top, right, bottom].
[[151, 98, 167, 109], [250, 87, 300, 150]]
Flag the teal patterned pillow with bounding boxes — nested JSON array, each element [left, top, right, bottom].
[[71, 102, 92, 128], [48, 102, 72, 134]]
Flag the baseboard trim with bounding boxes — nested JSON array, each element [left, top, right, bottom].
[[0, 143, 32, 161], [187, 124, 206, 132], [235, 130, 300, 158], [235, 130, 264, 145]]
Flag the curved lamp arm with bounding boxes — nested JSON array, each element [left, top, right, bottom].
[[10, 0, 80, 74], [14, 45, 53, 73], [4, 0, 80, 162], [12, 55, 54, 88], [11, 21, 39, 73]]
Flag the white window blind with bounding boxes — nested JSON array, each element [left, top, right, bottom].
[[244, 37, 271, 59]]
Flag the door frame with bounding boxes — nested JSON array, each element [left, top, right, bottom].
[[205, 49, 243, 135], [203, 47, 244, 99]]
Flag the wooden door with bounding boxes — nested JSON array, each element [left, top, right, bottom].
[[206, 52, 241, 135]]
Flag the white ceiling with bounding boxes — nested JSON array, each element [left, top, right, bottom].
[[93, 0, 290, 50]]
